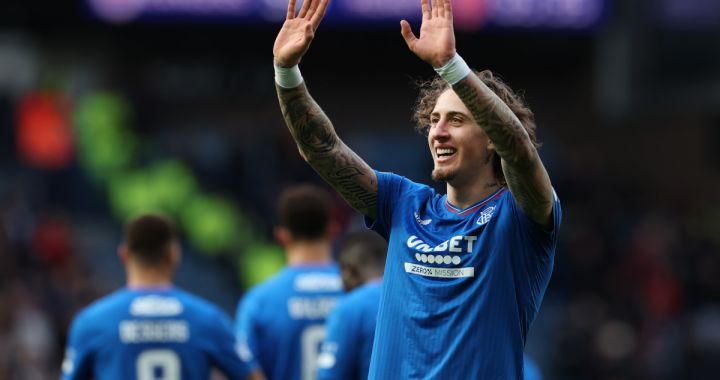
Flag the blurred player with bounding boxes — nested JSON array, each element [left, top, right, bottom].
[[272, 0, 562, 378], [61, 214, 264, 380], [317, 230, 386, 380], [234, 184, 343, 380]]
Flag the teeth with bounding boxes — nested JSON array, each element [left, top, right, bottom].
[[436, 148, 455, 156]]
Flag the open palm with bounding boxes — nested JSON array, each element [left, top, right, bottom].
[[274, 0, 329, 68], [401, 0, 456, 68]]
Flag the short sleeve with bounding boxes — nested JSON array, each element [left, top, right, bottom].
[[364, 171, 418, 240], [510, 188, 562, 258], [61, 313, 95, 380], [234, 293, 261, 367], [209, 307, 258, 380]]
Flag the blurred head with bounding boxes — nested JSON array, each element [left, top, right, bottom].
[[338, 231, 387, 292], [119, 214, 180, 275], [274, 184, 333, 245], [414, 70, 538, 184]]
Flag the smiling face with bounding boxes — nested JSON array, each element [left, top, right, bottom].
[[428, 89, 495, 185]]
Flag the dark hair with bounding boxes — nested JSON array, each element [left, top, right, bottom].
[[413, 70, 539, 182], [125, 214, 177, 265], [338, 230, 387, 276], [277, 184, 332, 240]]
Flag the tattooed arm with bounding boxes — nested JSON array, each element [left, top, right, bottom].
[[272, 0, 377, 218], [277, 83, 378, 218], [400, 0, 552, 226], [452, 76, 553, 227]]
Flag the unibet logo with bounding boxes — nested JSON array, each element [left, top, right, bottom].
[[406, 235, 477, 253], [406, 235, 477, 266]]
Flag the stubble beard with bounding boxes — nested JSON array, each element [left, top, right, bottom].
[[431, 166, 456, 182]]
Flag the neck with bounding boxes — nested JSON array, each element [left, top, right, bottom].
[[286, 239, 333, 266], [126, 264, 173, 289], [446, 174, 502, 209], [362, 270, 384, 283]]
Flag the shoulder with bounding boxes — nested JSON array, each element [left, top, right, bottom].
[[501, 186, 562, 230], [172, 289, 234, 337], [243, 269, 292, 299], [70, 290, 128, 334], [348, 282, 381, 302], [331, 293, 356, 317], [361, 281, 383, 297], [375, 171, 431, 192], [375, 171, 440, 216], [174, 288, 225, 317], [337, 282, 381, 313], [237, 269, 294, 315], [493, 187, 526, 219], [78, 289, 129, 319]]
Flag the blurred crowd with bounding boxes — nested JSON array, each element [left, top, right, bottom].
[[0, 190, 106, 379], [539, 176, 720, 379], [1, 4, 720, 377]]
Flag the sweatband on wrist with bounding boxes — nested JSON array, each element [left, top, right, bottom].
[[274, 62, 304, 89], [434, 53, 471, 86]]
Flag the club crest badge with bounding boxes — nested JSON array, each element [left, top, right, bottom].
[[476, 206, 495, 226]]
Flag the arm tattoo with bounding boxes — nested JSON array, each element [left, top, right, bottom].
[[277, 84, 377, 218], [452, 79, 531, 164], [452, 77, 553, 226]]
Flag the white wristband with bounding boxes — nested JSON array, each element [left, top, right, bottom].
[[434, 53, 472, 85], [274, 61, 304, 89]]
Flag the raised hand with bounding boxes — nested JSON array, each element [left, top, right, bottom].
[[274, 0, 329, 68], [400, 0, 456, 68]]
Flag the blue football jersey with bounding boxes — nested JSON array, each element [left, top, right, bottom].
[[235, 264, 342, 380], [317, 279, 382, 380], [365, 171, 562, 379], [61, 287, 256, 380]]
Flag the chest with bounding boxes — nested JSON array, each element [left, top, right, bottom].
[[387, 201, 512, 279]]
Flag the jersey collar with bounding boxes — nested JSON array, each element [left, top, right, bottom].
[[444, 187, 506, 217]]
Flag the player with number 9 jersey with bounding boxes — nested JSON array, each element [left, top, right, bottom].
[[62, 287, 259, 380], [61, 214, 263, 380]]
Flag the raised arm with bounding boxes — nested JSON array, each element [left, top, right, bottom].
[[400, 0, 553, 226], [452, 72, 553, 226], [274, 0, 377, 218]]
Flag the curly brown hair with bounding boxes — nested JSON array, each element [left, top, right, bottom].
[[413, 70, 539, 182]]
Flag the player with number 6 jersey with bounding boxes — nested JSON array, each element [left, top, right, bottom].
[[62, 214, 263, 380], [234, 185, 343, 380]]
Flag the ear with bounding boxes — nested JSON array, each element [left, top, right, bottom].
[[487, 139, 495, 152], [169, 241, 181, 267], [340, 264, 362, 292], [326, 220, 341, 241], [274, 226, 291, 247], [118, 244, 130, 265]]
